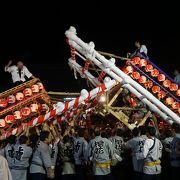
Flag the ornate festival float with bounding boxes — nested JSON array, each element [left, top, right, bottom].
[[0, 26, 179, 139]]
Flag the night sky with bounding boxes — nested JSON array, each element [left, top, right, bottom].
[[0, 4, 179, 92]]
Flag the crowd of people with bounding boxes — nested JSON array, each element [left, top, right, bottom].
[[0, 120, 179, 180]]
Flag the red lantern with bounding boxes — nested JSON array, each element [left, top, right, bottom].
[[144, 80, 153, 89], [0, 119, 5, 127], [128, 97, 137, 107], [169, 83, 178, 91], [37, 82, 44, 90], [152, 86, 161, 93], [31, 84, 39, 93], [23, 88, 32, 97], [125, 66, 134, 74], [21, 107, 31, 116], [13, 111, 22, 120], [139, 59, 147, 67], [7, 95, 16, 104], [165, 97, 174, 105], [131, 72, 140, 79], [0, 99, 8, 108], [158, 91, 166, 99], [30, 104, 39, 112], [138, 76, 147, 84], [5, 115, 15, 123], [123, 69, 129, 74], [157, 74, 166, 82], [16, 92, 24, 101], [145, 64, 153, 72], [172, 102, 179, 110], [151, 69, 159, 77], [163, 80, 171, 88], [132, 57, 141, 65], [176, 89, 180, 96]]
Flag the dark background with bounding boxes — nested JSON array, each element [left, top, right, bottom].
[[0, 3, 179, 92]]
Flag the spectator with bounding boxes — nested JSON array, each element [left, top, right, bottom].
[[173, 69, 180, 85]]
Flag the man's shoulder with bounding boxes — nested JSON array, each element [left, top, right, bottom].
[[23, 66, 28, 70], [9, 65, 17, 70], [141, 44, 147, 48]]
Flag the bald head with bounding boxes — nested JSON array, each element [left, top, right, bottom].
[[17, 61, 24, 69]]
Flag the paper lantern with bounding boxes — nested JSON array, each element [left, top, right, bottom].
[[16, 92, 24, 101], [21, 107, 31, 116], [23, 88, 32, 97], [145, 64, 153, 72], [163, 80, 171, 88], [41, 104, 49, 112], [123, 68, 129, 74], [5, 115, 15, 123], [172, 102, 179, 110], [13, 111, 22, 120], [128, 97, 137, 107], [7, 95, 16, 104], [132, 57, 141, 65], [151, 69, 159, 77], [157, 74, 166, 82], [37, 82, 44, 90], [169, 83, 178, 91], [176, 89, 180, 96], [144, 80, 153, 89], [138, 76, 147, 84], [31, 84, 39, 93], [0, 99, 8, 108], [165, 97, 174, 105], [30, 104, 39, 112], [131, 72, 140, 79], [0, 119, 5, 127], [139, 59, 147, 67], [152, 86, 160, 93], [158, 91, 166, 99], [125, 66, 134, 74]]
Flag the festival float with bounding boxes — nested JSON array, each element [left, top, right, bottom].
[[0, 26, 179, 139]]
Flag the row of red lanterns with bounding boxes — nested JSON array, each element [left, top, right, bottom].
[[130, 57, 179, 93], [0, 83, 44, 109], [0, 103, 49, 127], [123, 66, 180, 113]]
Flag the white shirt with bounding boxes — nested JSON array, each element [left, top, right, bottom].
[[140, 45, 148, 55], [142, 138, 163, 174], [5, 65, 32, 83], [0, 155, 12, 180]]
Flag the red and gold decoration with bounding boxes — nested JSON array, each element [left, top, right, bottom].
[[0, 78, 53, 136]]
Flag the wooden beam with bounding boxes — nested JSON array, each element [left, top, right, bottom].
[[108, 88, 123, 106], [110, 106, 140, 111], [48, 92, 80, 96], [98, 51, 130, 61], [137, 111, 151, 127], [109, 109, 134, 130]]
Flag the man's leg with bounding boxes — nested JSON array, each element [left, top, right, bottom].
[[75, 165, 85, 180], [30, 173, 47, 180], [142, 174, 154, 180]]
